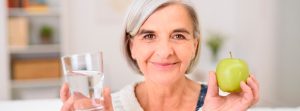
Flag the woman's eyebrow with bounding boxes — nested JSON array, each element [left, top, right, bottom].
[[137, 29, 155, 35], [173, 28, 191, 34], [137, 28, 191, 35]]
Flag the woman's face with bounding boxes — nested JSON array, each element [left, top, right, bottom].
[[130, 4, 198, 85]]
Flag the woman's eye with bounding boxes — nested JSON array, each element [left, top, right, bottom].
[[143, 34, 155, 40], [173, 34, 186, 40]]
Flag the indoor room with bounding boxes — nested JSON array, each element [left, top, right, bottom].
[[0, 0, 299, 110]]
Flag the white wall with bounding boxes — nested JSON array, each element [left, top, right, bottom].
[[235, 0, 278, 107], [0, 0, 11, 100], [277, 0, 300, 107]]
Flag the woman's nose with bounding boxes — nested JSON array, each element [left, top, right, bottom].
[[155, 40, 174, 59]]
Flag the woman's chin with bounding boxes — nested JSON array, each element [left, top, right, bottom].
[[146, 73, 184, 86]]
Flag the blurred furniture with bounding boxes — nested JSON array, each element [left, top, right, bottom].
[[6, 0, 62, 100]]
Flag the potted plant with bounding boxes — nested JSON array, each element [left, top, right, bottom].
[[39, 25, 53, 44], [206, 32, 224, 62]]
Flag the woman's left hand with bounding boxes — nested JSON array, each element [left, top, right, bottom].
[[202, 72, 260, 111]]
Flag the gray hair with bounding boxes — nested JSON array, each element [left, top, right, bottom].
[[122, 0, 201, 74]]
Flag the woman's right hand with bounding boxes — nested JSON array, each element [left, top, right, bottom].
[[60, 83, 114, 111]]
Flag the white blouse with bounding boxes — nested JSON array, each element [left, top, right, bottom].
[[111, 83, 144, 111], [111, 83, 204, 111]]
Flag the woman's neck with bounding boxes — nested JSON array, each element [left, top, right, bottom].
[[135, 76, 200, 111]]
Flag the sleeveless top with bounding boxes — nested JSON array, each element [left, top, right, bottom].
[[195, 84, 208, 111], [111, 83, 208, 111]]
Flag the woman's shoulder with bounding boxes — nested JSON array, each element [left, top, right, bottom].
[[111, 82, 143, 111]]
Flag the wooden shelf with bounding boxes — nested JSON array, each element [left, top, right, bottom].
[[10, 44, 60, 55], [5, 0, 63, 100], [11, 78, 62, 89], [8, 8, 60, 17]]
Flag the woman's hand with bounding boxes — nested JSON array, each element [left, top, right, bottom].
[[60, 83, 114, 111], [202, 72, 260, 111]]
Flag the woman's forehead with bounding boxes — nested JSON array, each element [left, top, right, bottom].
[[139, 4, 194, 32]]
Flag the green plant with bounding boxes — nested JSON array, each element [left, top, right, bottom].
[[40, 25, 53, 39], [39, 25, 53, 44], [206, 32, 224, 61]]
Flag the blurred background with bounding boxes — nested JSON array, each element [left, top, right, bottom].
[[0, 0, 299, 108]]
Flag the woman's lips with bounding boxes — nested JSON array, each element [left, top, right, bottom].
[[150, 62, 179, 70]]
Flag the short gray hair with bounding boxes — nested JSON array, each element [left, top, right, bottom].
[[122, 0, 201, 74]]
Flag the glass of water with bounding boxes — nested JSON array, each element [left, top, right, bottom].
[[61, 52, 104, 111]]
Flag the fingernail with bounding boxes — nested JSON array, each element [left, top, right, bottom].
[[248, 77, 251, 80], [241, 81, 246, 85]]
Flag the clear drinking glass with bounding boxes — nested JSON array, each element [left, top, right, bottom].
[[61, 52, 104, 111]]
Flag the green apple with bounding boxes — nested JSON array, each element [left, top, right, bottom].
[[216, 52, 249, 92]]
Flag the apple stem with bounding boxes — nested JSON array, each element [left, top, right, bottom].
[[230, 51, 232, 58]]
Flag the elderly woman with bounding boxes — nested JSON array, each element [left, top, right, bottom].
[[60, 0, 259, 111]]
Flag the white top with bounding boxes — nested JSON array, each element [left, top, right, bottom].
[[112, 83, 144, 111], [111, 83, 203, 111]]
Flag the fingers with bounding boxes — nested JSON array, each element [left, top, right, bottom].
[[247, 75, 260, 105], [103, 87, 113, 111], [60, 83, 70, 102], [240, 81, 254, 106], [73, 98, 93, 110], [248, 74, 259, 87], [61, 95, 75, 111], [206, 71, 219, 97], [250, 74, 260, 89]]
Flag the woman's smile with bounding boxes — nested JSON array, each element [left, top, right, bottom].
[[149, 61, 180, 71]]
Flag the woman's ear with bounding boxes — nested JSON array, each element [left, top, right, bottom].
[[129, 39, 136, 60], [192, 37, 200, 59], [194, 38, 199, 49], [194, 38, 199, 52]]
